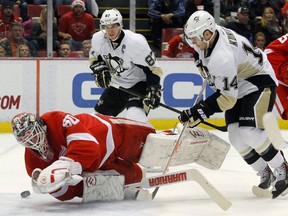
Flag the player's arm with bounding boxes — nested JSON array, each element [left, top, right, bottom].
[[179, 90, 237, 127], [136, 63, 163, 109]]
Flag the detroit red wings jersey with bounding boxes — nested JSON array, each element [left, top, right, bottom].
[[265, 33, 288, 82], [90, 29, 160, 88], [162, 34, 196, 58], [24, 111, 155, 200]]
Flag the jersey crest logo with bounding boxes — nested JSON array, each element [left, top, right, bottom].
[[104, 53, 128, 77]]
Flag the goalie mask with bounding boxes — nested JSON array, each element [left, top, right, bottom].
[[11, 112, 54, 162]]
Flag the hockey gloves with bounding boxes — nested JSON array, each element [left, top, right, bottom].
[[178, 101, 214, 128], [143, 85, 162, 109], [90, 61, 111, 88], [32, 156, 83, 194], [194, 52, 210, 80]]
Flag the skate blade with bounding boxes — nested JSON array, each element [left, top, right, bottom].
[[252, 186, 272, 198]]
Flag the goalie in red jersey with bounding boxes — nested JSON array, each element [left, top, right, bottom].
[[265, 34, 288, 120], [11, 111, 155, 202]]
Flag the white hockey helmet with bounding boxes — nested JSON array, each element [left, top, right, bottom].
[[184, 11, 216, 41], [100, 8, 123, 30], [11, 112, 53, 161]]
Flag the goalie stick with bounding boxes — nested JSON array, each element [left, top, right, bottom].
[[109, 82, 227, 132], [151, 80, 208, 199], [263, 112, 288, 150], [125, 168, 232, 211]]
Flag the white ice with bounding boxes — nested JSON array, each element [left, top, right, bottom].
[[1, 131, 288, 216]]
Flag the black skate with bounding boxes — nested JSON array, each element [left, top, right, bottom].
[[272, 162, 288, 199], [252, 165, 276, 198]]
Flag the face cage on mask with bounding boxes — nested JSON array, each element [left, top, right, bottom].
[[18, 122, 50, 161]]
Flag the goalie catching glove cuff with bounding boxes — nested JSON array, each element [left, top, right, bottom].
[[178, 101, 214, 128], [143, 85, 162, 109], [90, 61, 111, 88], [32, 156, 83, 194]]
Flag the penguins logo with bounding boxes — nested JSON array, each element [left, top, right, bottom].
[[104, 53, 128, 77]]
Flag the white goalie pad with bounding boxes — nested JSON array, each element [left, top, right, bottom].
[[82, 170, 125, 203], [139, 127, 230, 170]]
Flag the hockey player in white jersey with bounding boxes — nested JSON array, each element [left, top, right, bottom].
[[179, 11, 288, 198], [89, 8, 163, 123]]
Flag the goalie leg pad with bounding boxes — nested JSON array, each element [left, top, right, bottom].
[[196, 132, 230, 170], [82, 170, 125, 203], [139, 127, 230, 170]]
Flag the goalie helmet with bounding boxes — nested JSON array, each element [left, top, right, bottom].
[[184, 11, 216, 41], [11, 112, 53, 161], [100, 8, 123, 30]]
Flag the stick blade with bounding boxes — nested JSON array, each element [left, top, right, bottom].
[[189, 169, 232, 211], [263, 112, 285, 150]]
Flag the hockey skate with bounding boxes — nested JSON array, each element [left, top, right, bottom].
[[252, 165, 276, 198], [272, 162, 288, 199]]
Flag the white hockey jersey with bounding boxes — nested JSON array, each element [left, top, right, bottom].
[[90, 29, 161, 89], [192, 25, 277, 99]]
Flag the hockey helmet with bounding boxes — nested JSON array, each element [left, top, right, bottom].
[[184, 11, 216, 41], [11, 112, 53, 161], [100, 8, 123, 30]]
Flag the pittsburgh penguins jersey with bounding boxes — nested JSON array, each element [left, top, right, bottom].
[[90, 29, 162, 88], [191, 25, 277, 112]]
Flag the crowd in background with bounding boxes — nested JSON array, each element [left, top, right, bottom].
[[148, 0, 288, 57], [0, 0, 97, 57], [0, 0, 288, 58]]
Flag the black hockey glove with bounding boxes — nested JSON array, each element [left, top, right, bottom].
[[90, 61, 111, 88], [143, 85, 162, 109], [178, 101, 214, 128], [194, 52, 210, 79]]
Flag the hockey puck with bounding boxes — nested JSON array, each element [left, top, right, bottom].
[[20, 190, 31, 198]]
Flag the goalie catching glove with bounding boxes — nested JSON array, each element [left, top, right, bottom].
[[143, 85, 161, 109], [178, 101, 214, 127], [90, 61, 111, 88], [31, 156, 83, 194]]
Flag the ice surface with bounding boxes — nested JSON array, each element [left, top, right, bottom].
[[1, 131, 288, 216]]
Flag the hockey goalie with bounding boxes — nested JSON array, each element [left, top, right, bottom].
[[11, 111, 230, 203]]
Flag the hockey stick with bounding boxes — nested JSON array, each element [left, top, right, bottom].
[[109, 83, 227, 132], [263, 112, 288, 149], [125, 168, 232, 211], [151, 80, 208, 199]]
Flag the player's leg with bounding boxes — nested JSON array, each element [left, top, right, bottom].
[[225, 88, 276, 189], [124, 81, 149, 123], [94, 87, 128, 116]]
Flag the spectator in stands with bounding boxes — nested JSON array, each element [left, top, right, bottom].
[[58, 0, 96, 51], [281, 0, 288, 33], [162, 32, 196, 58], [29, 6, 60, 51], [57, 41, 71, 57], [15, 44, 30, 57], [15, 0, 32, 22], [248, 0, 284, 22], [254, 7, 283, 46], [0, 0, 22, 40], [148, 0, 185, 57], [184, 0, 214, 23], [0, 45, 6, 57], [220, 0, 248, 23], [78, 39, 91, 58], [0, 22, 38, 57], [253, 31, 266, 50], [226, 7, 255, 42]]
